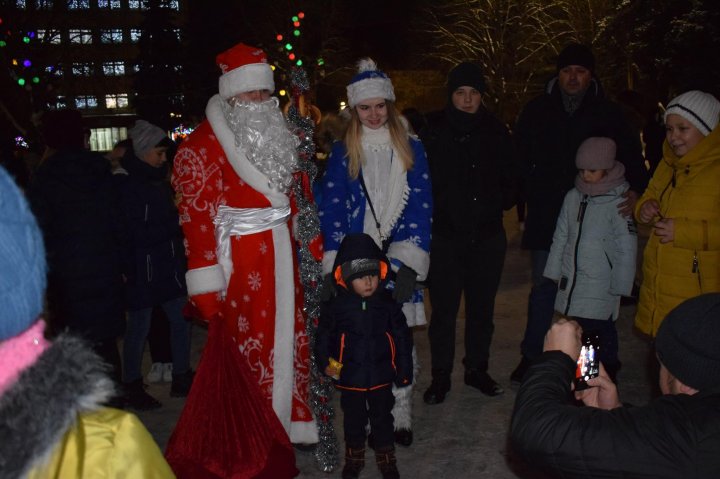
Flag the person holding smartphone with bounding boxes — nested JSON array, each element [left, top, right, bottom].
[[510, 293, 720, 478]]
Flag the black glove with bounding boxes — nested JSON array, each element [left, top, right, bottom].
[[320, 273, 337, 302], [393, 265, 417, 303]]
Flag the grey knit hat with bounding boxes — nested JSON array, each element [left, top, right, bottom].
[[655, 293, 720, 391], [341, 258, 381, 284], [576, 137, 617, 170], [664, 90, 720, 136], [0, 166, 47, 341], [129, 120, 167, 161]]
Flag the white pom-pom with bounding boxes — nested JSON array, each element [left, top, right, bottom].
[[356, 58, 377, 73]]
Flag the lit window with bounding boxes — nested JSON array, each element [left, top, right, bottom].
[[89, 127, 128, 152], [102, 61, 125, 76], [37, 29, 62, 44], [130, 29, 142, 43], [173, 64, 183, 73], [15, 0, 27, 8], [34, 0, 52, 8], [69, 29, 93, 44], [55, 96, 67, 109], [100, 29, 123, 44], [98, 0, 121, 7], [75, 95, 98, 109], [106, 93, 129, 109], [72, 63, 93, 76], [173, 28, 181, 41], [169, 0, 179, 9], [68, 0, 89, 8], [132, 63, 140, 73], [128, 0, 141, 8]]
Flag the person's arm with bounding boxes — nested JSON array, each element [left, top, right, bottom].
[[609, 194, 638, 296], [171, 133, 224, 320], [318, 141, 352, 274], [386, 139, 432, 281], [543, 192, 572, 281], [634, 159, 670, 224], [389, 303, 413, 387]]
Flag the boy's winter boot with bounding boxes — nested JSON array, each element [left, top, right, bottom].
[[342, 445, 365, 479], [375, 446, 400, 479]]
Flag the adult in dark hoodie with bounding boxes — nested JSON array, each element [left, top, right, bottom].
[[28, 109, 126, 383], [316, 233, 413, 479]]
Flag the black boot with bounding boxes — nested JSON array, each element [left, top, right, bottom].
[[375, 446, 399, 479], [124, 379, 161, 410], [423, 370, 451, 405], [510, 356, 532, 387], [465, 368, 504, 396], [394, 428, 413, 447], [342, 445, 365, 479]]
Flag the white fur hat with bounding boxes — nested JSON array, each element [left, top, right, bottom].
[[665, 90, 720, 136], [346, 58, 395, 107]]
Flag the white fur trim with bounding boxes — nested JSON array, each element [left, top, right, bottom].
[[391, 346, 419, 430], [206, 95, 289, 208], [322, 250, 337, 276], [402, 300, 427, 327], [186, 264, 226, 295], [347, 77, 396, 107], [218, 63, 274, 99], [270, 224, 299, 435], [290, 419, 320, 444], [387, 241, 430, 280]]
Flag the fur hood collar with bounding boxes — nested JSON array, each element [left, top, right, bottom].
[[0, 335, 114, 478]]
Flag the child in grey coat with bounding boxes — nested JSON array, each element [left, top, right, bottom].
[[544, 137, 637, 380]]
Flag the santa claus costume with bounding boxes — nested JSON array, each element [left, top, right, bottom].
[[167, 43, 321, 477]]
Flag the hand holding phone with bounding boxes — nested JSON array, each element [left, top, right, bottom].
[[574, 332, 600, 391]]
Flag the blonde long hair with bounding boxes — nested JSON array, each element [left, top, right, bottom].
[[344, 101, 414, 179]]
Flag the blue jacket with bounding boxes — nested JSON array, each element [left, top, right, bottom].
[[544, 183, 637, 320]]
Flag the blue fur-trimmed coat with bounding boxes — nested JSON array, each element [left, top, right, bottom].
[[319, 137, 432, 326]]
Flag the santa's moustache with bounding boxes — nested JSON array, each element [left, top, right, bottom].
[[222, 97, 300, 193]]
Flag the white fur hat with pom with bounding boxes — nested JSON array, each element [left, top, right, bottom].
[[346, 58, 395, 107]]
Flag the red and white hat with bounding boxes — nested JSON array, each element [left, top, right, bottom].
[[216, 43, 274, 100]]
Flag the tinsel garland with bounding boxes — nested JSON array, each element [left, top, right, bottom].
[[287, 67, 339, 472]]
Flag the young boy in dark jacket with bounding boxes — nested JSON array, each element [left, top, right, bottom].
[[316, 233, 413, 479]]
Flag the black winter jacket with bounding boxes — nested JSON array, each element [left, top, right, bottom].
[[28, 149, 126, 341], [422, 106, 517, 241], [516, 78, 648, 250], [116, 153, 187, 311], [315, 233, 413, 391], [511, 351, 720, 478]]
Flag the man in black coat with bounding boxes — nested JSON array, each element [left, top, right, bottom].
[[28, 109, 127, 384], [510, 44, 649, 384], [421, 62, 518, 404], [511, 293, 720, 479]]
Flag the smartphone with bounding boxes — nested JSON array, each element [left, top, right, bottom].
[[575, 332, 600, 391]]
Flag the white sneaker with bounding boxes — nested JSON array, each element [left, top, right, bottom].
[[162, 363, 173, 383], [146, 362, 163, 383]]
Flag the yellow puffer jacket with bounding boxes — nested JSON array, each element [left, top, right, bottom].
[[26, 407, 174, 479], [634, 127, 720, 336]]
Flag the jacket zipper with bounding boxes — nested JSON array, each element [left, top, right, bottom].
[[692, 251, 702, 291], [564, 195, 588, 315], [386, 332, 397, 371]]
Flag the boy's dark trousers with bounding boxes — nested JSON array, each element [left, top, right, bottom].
[[341, 386, 395, 449]]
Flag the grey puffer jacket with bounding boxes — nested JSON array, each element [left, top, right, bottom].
[[544, 182, 637, 320]]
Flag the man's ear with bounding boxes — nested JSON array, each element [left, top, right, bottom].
[[676, 381, 699, 396]]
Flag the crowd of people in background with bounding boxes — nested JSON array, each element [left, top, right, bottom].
[[1, 38, 719, 479]]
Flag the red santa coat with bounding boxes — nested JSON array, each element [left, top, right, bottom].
[[172, 95, 321, 444]]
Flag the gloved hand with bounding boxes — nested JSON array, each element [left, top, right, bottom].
[[189, 291, 222, 321], [393, 265, 417, 303], [320, 273, 337, 302]]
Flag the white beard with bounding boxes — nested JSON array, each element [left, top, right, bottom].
[[221, 97, 299, 193]]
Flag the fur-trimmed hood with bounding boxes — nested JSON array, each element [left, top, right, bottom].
[[0, 335, 114, 478]]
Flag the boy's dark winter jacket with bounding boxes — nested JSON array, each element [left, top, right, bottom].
[[115, 153, 187, 311], [315, 233, 413, 391]]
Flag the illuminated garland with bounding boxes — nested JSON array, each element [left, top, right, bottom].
[[288, 67, 339, 472]]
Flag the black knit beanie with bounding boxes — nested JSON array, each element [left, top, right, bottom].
[[447, 62, 487, 95], [556, 43, 595, 73], [655, 293, 720, 391]]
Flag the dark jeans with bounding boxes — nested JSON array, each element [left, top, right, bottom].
[[573, 316, 619, 369], [341, 386, 395, 450], [428, 231, 507, 373], [519, 250, 557, 360], [148, 307, 172, 364]]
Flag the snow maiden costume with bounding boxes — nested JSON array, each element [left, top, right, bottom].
[[168, 43, 321, 476], [319, 59, 432, 446]]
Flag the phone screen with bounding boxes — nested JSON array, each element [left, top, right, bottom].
[[575, 332, 600, 391]]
